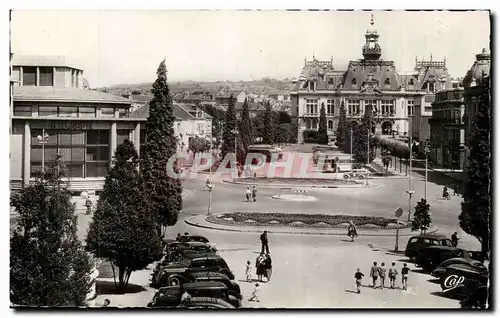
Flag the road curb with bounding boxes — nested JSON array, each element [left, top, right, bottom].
[[185, 215, 437, 237], [222, 180, 378, 189]]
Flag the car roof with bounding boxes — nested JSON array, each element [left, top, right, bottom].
[[190, 271, 227, 279], [182, 281, 227, 289], [190, 254, 222, 261], [186, 242, 210, 247], [412, 234, 448, 239]]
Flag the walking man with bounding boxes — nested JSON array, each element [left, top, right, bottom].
[[260, 231, 270, 254], [370, 262, 380, 288], [354, 268, 365, 294], [453, 184, 459, 196], [379, 262, 387, 289], [401, 263, 409, 290], [451, 232, 459, 248], [85, 195, 93, 215], [388, 262, 398, 289]]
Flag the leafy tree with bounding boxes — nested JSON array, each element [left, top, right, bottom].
[[86, 140, 163, 292], [189, 136, 209, 157], [262, 101, 274, 145], [221, 94, 238, 161], [141, 60, 182, 234], [239, 97, 254, 153], [411, 198, 432, 234], [353, 104, 375, 163], [290, 120, 299, 144], [10, 155, 93, 306], [317, 102, 329, 145], [460, 80, 491, 263], [336, 101, 347, 149], [275, 123, 291, 145]]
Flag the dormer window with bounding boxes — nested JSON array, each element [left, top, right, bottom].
[[409, 78, 415, 86], [385, 78, 390, 85], [428, 82, 435, 92], [328, 77, 334, 85], [352, 78, 357, 85], [309, 81, 315, 91]]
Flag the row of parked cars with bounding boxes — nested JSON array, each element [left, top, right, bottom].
[[148, 235, 242, 309], [404, 233, 488, 309]]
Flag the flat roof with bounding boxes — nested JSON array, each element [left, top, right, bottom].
[[11, 55, 83, 71], [13, 86, 132, 105]]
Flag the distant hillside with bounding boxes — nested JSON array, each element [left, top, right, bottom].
[[97, 77, 296, 95]]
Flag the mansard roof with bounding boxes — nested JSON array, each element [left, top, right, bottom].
[[341, 59, 400, 91]]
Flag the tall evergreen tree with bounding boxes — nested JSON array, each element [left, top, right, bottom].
[[411, 198, 432, 234], [336, 101, 347, 150], [459, 80, 491, 262], [353, 104, 376, 163], [86, 140, 162, 292], [141, 60, 182, 234], [239, 97, 254, 153], [10, 155, 93, 306], [221, 94, 238, 161], [318, 102, 329, 145], [262, 101, 274, 145]]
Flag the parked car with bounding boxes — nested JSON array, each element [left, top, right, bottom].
[[404, 234, 453, 262], [147, 281, 239, 308], [440, 271, 488, 300], [178, 297, 235, 309], [343, 169, 367, 180], [164, 241, 217, 260], [460, 285, 488, 309], [432, 258, 488, 279], [152, 255, 234, 287], [178, 235, 210, 244], [416, 246, 465, 272]]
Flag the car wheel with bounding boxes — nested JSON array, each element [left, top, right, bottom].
[[168, 276, 182, 286]]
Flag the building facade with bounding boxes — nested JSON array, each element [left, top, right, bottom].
[[462, 48, 491, 179], [429, 88, 466, 169], [290, 14, 452, 144], [10, 55, 140, 193]]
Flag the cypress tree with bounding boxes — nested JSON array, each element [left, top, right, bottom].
[[318, 102, 328, 145], [336, 101, 347, 150], [141, 60, 182, 234], [86, 140, 162, 292], [353, 104, 376, 164], [459, 80, 491, 262], [221, 94, 238, 161], [239, 97, 254, 153], [10, 155, 93, 306], [262, 101, 274, 145]]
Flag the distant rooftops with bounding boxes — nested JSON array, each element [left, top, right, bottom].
[[11, 55, 83, 71]]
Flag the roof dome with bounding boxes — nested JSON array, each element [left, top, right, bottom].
[[366, 13, 378, 35], [463, 48, 490, 88]]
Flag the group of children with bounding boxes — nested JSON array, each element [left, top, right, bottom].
[[354, 262, 410, 294]]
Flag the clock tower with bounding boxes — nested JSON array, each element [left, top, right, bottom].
[[362, 13, 382, 60]]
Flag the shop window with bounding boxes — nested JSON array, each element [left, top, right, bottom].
[[79, 107, 96, 118], [59, 107, 78, 118], [38, 106, 58, 117], [23, 67, 37, 86]]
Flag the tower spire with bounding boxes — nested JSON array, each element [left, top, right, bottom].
[[370, 12, 374, 26]]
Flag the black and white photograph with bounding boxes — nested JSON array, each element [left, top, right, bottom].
[[7, 8, 492, 310]]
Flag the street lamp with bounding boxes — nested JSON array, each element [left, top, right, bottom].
[[207, 183, 214, 215], [407, 119, 413, 221], [37, 129, 50, 173], [424, 142, 431, 201], [231, 128, 238, 181]]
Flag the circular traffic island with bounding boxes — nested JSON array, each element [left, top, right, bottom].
[[229, 177, 367, 188], [207, 212, 409, 230]]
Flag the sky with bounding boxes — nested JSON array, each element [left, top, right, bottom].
[[10, 10, 491, 88]]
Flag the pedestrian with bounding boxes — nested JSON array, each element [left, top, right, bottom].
[[248, 283, 260, 302], [453, 184, 459, 196], [245, 260, 252, 282], [85, 195, 93, 215], [264, 254, 273, 282], [379, 262, 387, 289], [347, 221, 358, 242], [176, 233, 181, 241], [255, 253, 266, 282], [370, 261, 380, 288], [401, 263, 409, 290], [260, 231, 270, 254], [388, 262, 398, 289], [253, 172, 257, 180], [354, 268, 364, 294], [451, 232, 459, 248], [245, 187, 252, 202], [252, 185, 257, 202]]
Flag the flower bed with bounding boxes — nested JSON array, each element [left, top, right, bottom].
[[206, 212, 409, 230], [237, 177, 360, 185]]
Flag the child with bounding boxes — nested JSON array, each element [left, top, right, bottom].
[[248, 283, 260, 302], [370, 261, 379, 288], [379, 262, 387, 289], [401, 263, 409, 290], [388, 262, 398, 289], [354, 268, 364, 294], [245, 260, 252, 282]]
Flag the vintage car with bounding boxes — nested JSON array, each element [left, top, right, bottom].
[[343, 168, 368, 180], [432, 258, 488, 279], [404, 233, 453, 262], [440, 271, 488, 300], [164, 242, 218, 260], [178, 235, 210, 244], [151, 254, 234, 287], [460, 285, 488, 309], [416, 246, 466, 272], [147, 281, 240, 308]]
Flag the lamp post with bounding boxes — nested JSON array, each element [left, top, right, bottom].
[[350, 128, 353, 170], [424, 142, 431, 201], [366, 126, 370, 185], [407, 119, 413, 221], [37, 129, 50, 173], [394, 207, 403, 252], [231, 128, 238, 181]]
